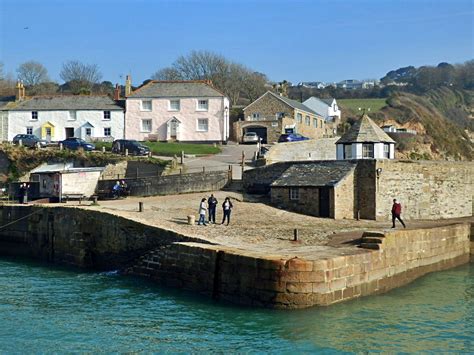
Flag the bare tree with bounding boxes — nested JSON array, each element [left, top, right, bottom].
[[151, 67, 183, 80], [16, 61, 49, 86], [60, 60, 102, 93]]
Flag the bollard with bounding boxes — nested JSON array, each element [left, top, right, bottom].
[[202, 166, 206, 173], [125, 148, 128, 156], [139, 201, 144, 212], [92, 196, 98, 205], [293, 228, 299, 241], [59, 143, 63, 150], [102, 146, 106, 153], [187, 215, 195, 225], [181, 151, 184, 164], [18, 139, 22, 147]]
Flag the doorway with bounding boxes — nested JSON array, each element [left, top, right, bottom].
[[65, 127, 74, 138], [45, 128, 52, 142], [319, 187, 331, 217]]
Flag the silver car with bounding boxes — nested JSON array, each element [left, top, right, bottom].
[[242, 132, 259, 144]]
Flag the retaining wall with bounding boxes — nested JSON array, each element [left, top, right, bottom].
[[128, 223, 471, 309]]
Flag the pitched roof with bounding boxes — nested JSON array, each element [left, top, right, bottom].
[[336, 114, 396, 144], [5, 96, 123, 111], [128, 80, 225, 98], [0, 96, 16, 109], [271, 161, 356, 187], [320, 98, 334, 105], [270, 91, 319, 115]]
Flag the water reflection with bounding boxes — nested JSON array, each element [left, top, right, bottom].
[[0, 258, 472, 353]]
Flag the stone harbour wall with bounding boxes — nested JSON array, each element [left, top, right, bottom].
[[129, 223, 471, 309]]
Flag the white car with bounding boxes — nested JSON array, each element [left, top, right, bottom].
[[242, 132, 259, 144]]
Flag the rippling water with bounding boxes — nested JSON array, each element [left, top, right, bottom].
[[0, 258, 472, 353]]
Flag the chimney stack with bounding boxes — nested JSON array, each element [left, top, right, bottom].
[[16, 81, 25, 101], [125, 75, 132, 97], [113, 83, 120, 100]]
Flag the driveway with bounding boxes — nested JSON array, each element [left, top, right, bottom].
[[180, 142, 260, 179]]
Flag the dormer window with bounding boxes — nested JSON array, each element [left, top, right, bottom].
[[31, 111, 38, 120]]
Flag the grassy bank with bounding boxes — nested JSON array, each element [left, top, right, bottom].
[[338, 98, 387, 112], [93, 141, 221, 156]]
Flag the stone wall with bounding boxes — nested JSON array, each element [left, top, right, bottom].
[[98, 170, 230, 197], [128, 223, 471, 309], [101, 160, 165, 180], [0, 205, 201, 270], [271, 186, 334, 217], [373, 160, 474, 220], [333, 169, 355, 219]]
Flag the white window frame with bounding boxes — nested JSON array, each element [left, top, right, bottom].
[[252, 113, 260, 121], [344, 144, 352, 159], [384, 143, 390, 158], [169, 99, 180, 111], [197, 118, 209, 132], [197, 99, 209, 111], [103, 111, 111, 120], [296, 113, 302, 123], [141, 119, 152, 133], [305, 116, 310, 126], [289, 187, 300, 201], [31, 111, 38, 121], [141, 100, 152, 111], [104, 127, 111, 137], [362, 143, 374, 158], [26, 127, 33, 135], [85, 127, 92, 137], [68, 111, 76, 121], [313, 118, 318, 128]]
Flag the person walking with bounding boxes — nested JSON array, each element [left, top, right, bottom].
[[197, 198, 208, 226], [18, 183, 25, 204], [391, 198, 406, 228], [207, 194, 218, 224], [221, 197, 233, 226]]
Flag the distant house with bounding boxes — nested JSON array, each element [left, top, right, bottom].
[[237, 91, 326, 143], [296, 82, 327, 89], [336, 114, 395, 160], [303, 97, 341, 137], [337, 80, 378, 90], [125, 80, 229, 143], [381, 124, 397, 133], [2, 82, 124, 142]]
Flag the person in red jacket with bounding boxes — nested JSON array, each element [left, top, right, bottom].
[[391, 199, 406, 228]]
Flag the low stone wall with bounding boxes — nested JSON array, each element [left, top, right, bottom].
[[129, 223, 471, 309], [98, 171, 230, 197]]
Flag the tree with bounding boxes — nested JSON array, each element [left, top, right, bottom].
[[16, 61, 49, 86], [151, 50, 269, 105], [60, 60, 102, 93]]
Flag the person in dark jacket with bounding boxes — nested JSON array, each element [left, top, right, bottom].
[[391, 199, 406, 228], [207, 194, 218, 224], [18, 183, 25, 203], [221, 197, 233, 226]]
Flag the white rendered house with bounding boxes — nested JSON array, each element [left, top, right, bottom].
[[125, 80, 230, 143], [4, 90, 124, 142], [336, 114, 395, 160]]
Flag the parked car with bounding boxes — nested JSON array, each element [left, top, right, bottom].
[[12, 134, 48, 148], [242, 132, 260, 144], [60, 137, 95, 151], [277, 133, 310, 143], [112, 139, 150, 156]]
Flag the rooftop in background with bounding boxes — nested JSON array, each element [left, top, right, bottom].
[[336, 114, 396, 144], [271, 161, 357, 187], [128, 80, 225, 98], [4, 96, 124, 111]]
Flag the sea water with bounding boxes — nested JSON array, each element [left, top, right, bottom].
[[0, 258, 472, 353]]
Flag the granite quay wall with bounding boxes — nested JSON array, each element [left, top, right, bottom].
[[0, 205, 201, 270], [373, 160, 474, 221], [98, 170, 230, 197], [128, 223, 471, 309]]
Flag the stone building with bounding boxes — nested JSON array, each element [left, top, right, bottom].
[[271, 161, 356, 219], [244, 159, 473, 221], [336, 114, 395, 160], [303, 97, 341, 136], [235, 91, 326, 143]]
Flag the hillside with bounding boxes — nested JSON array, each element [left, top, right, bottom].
[[341, 88, 473, 161]]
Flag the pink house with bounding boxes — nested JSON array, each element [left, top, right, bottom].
[[125, 80, 230, 142]]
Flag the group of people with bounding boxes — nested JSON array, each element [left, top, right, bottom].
[[198, 194, 233, 226], [112, 180, 129, 198]]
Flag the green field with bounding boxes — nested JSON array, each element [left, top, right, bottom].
[[338, 98, 388, 113], [93, 141, 221, 156]]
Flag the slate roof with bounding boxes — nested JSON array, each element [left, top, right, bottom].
[[336, 114, 396, 144], [5, 96, 123, 111], [320, 98, 334, 106], [267, 91, 319, 115], [128, 81, 225, 98], [271, 161, 357, 187], [0, 96, 15, 109]]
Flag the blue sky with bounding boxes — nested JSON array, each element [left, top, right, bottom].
[[1, 0, 472, 86]]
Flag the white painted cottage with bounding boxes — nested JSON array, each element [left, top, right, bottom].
[[336, 114, 395, 160], [3, 85, 124, 142]]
